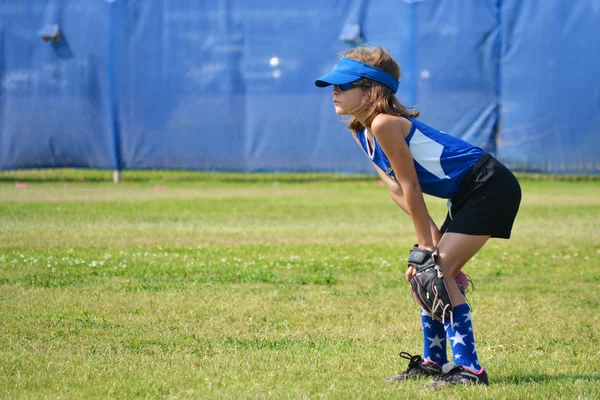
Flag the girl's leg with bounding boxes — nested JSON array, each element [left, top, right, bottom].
[[420, 308, 448, 365], [435, 232, 490, 370], [436, 233, 490, 306]]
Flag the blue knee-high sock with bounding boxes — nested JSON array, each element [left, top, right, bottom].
[[444, 303, 482, 370], [421, 308, 448, 365]]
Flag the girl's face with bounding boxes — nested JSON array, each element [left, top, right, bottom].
[[332, 84, 364, 116]]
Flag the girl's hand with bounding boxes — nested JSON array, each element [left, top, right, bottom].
[[406, 265, 416, 282], [431, 225, 442, 247]]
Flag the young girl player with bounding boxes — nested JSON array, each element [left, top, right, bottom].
[[314, 47, 521, 388]]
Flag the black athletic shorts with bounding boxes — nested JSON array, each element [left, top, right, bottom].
[[439, 153, 522, 239]]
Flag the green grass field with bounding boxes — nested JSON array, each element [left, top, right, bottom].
[[1, 170, 599, 399]]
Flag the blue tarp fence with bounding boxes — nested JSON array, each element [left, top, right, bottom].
[[1, 0, 599, 174]]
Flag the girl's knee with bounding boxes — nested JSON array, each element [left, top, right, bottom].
[[436, 256, 463, 278]]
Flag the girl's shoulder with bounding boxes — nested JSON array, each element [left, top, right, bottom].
[[371, 113, 413, 138]]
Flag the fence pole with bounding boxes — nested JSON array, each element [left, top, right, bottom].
[[108, 1, 121, 183]]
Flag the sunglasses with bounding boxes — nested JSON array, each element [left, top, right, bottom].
[[336, 81, 373, 91]]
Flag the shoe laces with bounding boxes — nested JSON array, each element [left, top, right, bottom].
[[398, 352, 424, 371]]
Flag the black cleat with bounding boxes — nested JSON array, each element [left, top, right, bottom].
[[386, 352, 443, 382], [426, 362, 489, 388]]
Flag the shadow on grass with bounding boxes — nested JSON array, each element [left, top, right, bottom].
[[496, 374, 600, 384]]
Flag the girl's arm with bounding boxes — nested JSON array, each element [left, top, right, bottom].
[[370, 114, 435, 250], [373, 164, 442, 246]]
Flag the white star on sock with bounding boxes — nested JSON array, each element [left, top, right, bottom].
[[428, 334, 444, 349], [469, 363, 476, 370], [455, 353, 462, 360], [472, 342, 477, 353], [435, 353, 442, 359], [424, 321, 432, 329], [453, 322, 460, 328], [468, 326, 472, 332], [421, 308, 431, 317], [449, 331, 467, 346], [464, 311, 473, 323]]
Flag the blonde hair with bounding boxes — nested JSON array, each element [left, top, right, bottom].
[[342, 46, 419, 132]]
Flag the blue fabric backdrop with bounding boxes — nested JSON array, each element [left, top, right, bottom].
[[1, 0, 599, 174]]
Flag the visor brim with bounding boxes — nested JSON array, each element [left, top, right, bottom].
[[314, 70, 359, 87]]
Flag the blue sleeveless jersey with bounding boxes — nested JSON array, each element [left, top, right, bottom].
[[355, 118, 485, 199]]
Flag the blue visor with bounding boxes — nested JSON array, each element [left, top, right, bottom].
[[315, 58, 399, 93]]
